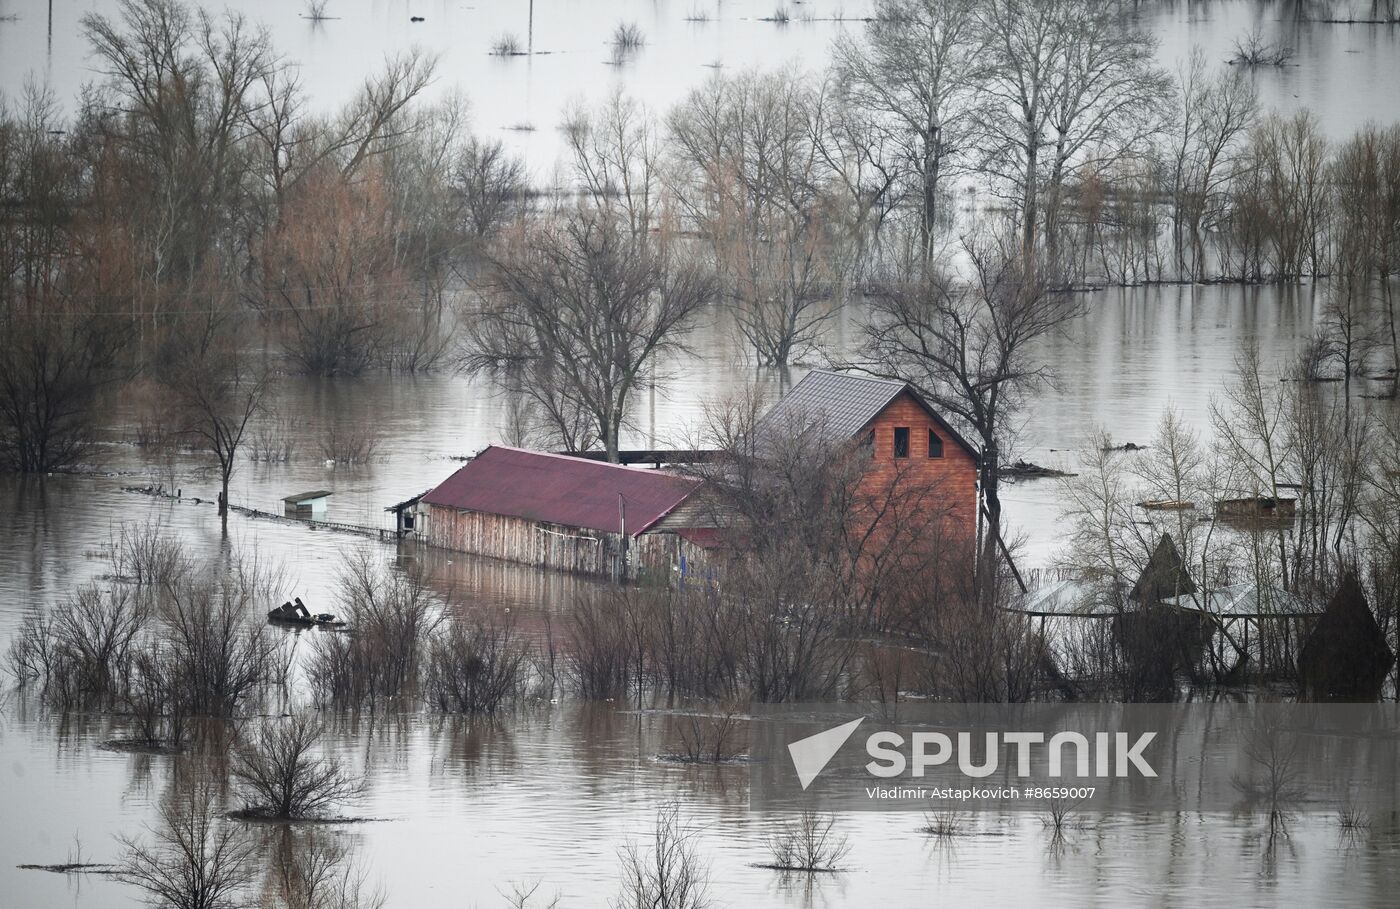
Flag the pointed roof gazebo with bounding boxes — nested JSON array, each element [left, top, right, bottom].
[[1298, 574, 1394, 702], [1130, 534, 1197, 605]]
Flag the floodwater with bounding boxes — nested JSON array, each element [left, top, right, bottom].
[[3, 0, 1400, 169], [4, 1, 1400, 907]]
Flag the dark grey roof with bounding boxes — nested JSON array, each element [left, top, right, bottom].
[[760, 371, 908, 439], [756, 370, 981, 462], [282, 490, 332, 503]]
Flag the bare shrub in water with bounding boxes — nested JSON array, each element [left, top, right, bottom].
[[231, 714, 363, 820], [762, 811, 851, 872], [1230, 27, 1294, 67], [614, 804, 711, 909], [491, 33, 523, 56], [5, 612, 59, 686], [249, 410, 297, 463], [119, 779, 256, 909], [304, 633, 366, 705], [568, 587, 651, 701], [111, 522, 188, 588], [121, 647, 188, 750], [1040, 796, 1084, 844], [161, 573, 278, 717], [316, 423, 380, 465], [921, 809, 968, 838], [306, 555, 443, 704], [663, 708, 747, 764], [611, 22, 645, 52], [425, 615, 531, 713], [650, 586, 738, 699], [263, 828, 386, 909], [7, 585, 150, 705]]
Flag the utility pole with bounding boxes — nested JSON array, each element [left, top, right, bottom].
[[617, 492, 627, 580]]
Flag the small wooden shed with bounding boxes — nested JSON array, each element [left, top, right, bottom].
[[283, 490, 332, 517], [1216, 497, 1296, 521]]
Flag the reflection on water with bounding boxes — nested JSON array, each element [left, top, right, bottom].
[[3, 0, 1399, 174], [6, 698, 1400, 908]]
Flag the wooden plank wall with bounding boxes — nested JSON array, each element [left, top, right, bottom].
[[423, 506, 696, 580]]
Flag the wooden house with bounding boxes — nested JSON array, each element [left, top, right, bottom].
[[412, 446, 711, 580]]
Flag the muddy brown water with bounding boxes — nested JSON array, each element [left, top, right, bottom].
[[5, 1, 1400, 906]]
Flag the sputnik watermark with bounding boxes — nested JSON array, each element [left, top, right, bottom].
[[787, 717, 864, 790], [863, 730, 1156, 780], [788, 719, 1155, 791], [751, 704, 1400, 812]]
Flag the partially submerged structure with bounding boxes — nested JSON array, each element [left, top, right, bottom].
[[1297, 574, 1394, 702], [409, 446, 712, 580], [1117, 535, 1212, 699], [1216, 496, 1296, 521], [283, 490, 332, 517], [1010, 535, 1323, 692], [402, 371, 979, 581], [757, 370, 981, 540]]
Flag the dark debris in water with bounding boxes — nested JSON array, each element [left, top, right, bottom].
[[653, 752, 750, 765], [98, 738, 185, 755], [17, 862, 119, 875], [1001, 460, 1075, 481], [227, 810, 393, 825]]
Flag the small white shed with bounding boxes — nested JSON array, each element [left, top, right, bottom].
[[283, 490, 332, 517]]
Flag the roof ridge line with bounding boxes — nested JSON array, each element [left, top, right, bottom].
[[485, 444, 698, 479], [807, 368, 907, 387]]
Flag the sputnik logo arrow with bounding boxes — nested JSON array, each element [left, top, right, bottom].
[[788, 717, 864, 790]]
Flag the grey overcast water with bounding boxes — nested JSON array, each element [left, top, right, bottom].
[[3, 1, 1400, 907]]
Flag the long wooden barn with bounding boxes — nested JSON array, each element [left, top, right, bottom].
[[411, 446, 716, 581]]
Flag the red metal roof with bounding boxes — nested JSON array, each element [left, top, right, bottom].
[[422, 446, 700, 537]]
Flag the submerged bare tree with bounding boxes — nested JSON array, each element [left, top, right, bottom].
[[762, 811, 852, 872], [80, 0, 279, 335], [231, 714, 362, 819], [1167, 49, 1258, 278], [833, 0, 982, 259], [0, 85, 130, 472], [463, 206, 715, 460], [669, 70, 855, 365], [975, 0, 1170, 270], [306, 552, 443, 704], [156, 298, 270, 529], [862, 235, 1080, 598], [119, 779, 256, 909], [160, 566, 280, 716], [614, 804, 711, 909], [452, 135, 527, 244], [255, 164, 404, 376], [1331, 124, 1400, 393], [262, 829, 385, 909]]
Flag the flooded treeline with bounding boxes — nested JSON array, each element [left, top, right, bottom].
[[4, 0, 1400, 480], [1053, 348, 1400, 700]]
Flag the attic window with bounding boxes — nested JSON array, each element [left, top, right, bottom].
[[894, 427, 910, 458], [928, 429, 944, 459]]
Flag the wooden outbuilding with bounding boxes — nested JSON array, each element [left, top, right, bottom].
[[283, 490, 332, 517], [411, 446, 712, 580]]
